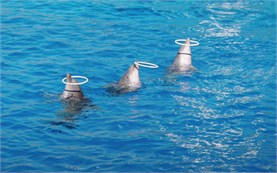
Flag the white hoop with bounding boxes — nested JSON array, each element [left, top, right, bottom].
[[175, 39, 199, 47], [134, 61, 159, 68], [62, 76, 88, 85]]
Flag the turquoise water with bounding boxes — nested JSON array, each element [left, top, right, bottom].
[[1, 0, 276, 172]]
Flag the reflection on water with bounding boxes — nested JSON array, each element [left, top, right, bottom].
[[105, 83, 141, 96], [128, 95, 139, 106], [168, 65, 197, 76], [163, 65, 197, 87], [60, 98, 91, 116], [52, 98, 97, 129]]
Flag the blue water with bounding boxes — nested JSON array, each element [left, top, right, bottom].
[[1, 0, 276, 172]]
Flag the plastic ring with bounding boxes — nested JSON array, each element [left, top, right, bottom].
[[134, 61, 159, 68], [62, 76, 88, 85], [175, 39, 199, 47]]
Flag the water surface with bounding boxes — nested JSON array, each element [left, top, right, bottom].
[[1, 0, 276, 172]]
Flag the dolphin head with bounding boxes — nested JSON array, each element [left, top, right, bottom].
[[117, 63, 141, 88], [62, 74, 84, 100]]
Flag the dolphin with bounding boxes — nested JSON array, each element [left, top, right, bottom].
[[106, 61, 158, 95], [117, 62, 142, 90], [62, 74, 84, 100], [171, 38, 194, 72]]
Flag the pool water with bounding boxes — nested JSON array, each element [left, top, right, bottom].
[[1, 0, 276, 172]]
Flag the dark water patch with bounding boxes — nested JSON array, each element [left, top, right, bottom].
[[43, 41, 70, 49], [50, 121, 78, 129]]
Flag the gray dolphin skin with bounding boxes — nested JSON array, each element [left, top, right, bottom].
[[62, 74, 84, 100], [171, 38, 193, 72], [117, 62, 142, 89]]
